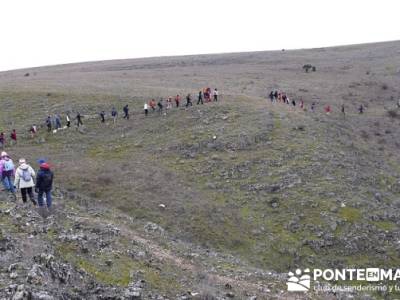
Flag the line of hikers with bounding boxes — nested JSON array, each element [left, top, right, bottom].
[[0, 151, 54, 218], [268, 90, 366, 116], [143, 88, 219, 116], [0, 87, 220, 148]]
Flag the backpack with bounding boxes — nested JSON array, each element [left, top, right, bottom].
[[39, 171, 53, 190], [4, 160, 14, 172], [21, 168, 32, 182]]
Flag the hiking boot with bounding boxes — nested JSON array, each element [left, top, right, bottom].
[[10, 193, 17, 201]]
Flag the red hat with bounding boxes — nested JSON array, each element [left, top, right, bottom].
[[40, 162, 50, 170]]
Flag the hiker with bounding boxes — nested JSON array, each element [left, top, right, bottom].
[[359, 104, 364, 114], [0, 132, 4, 149], [311, 102, 316, 112], [46, 116, 52, 132], [30, 125, 37, 138], [14, 158, 36, 206], [76, 112, 83, 126], [55, 114, 62, 129], [10, 129, 17, 145], [150, 99, 156, 112], [0, 152, 16, 196], [292, 99, 296, 107], [269, 91, 274, 102], [66, 113, 71, 128], [197, 91, 203, 105], [185, 93, 192, 107], [341, 104, 345, 117], [157, 99, 164, 115], [111, 107, 118, 124], [175, 95, 181, 107], [300, 100, 304, 110], [325, 105, 331, 115], [203, 88, 209, 102], [123, 105, 129, 119], [166, 96, 172, 111], [100, 111, 105, 123], [213, 88, 219, 102], [36, 162, 54, 214], [144, 103, 149, 116], [274, 90, 278, 100]]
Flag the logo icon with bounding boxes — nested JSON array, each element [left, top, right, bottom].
[[287, 268, 311, 291]]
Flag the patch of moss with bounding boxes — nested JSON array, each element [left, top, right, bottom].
[[339, 207, 362, 222]]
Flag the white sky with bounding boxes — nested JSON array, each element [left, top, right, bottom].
[[0, 0, 399, 71]]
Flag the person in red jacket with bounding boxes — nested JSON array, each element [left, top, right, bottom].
[[0, 132, 5, 149], [175, 95, 180, 107], [10, 129, 17, 145], [324, 105, 331, 115], [149, 99, 156, 112]]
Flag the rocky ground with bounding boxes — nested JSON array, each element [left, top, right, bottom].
[[0, 189, 292, 299]]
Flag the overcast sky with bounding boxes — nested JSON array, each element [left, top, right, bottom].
[[0, 0, 399, 71]]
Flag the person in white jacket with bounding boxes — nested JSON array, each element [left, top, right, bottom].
[[14, 158, 37, 205]]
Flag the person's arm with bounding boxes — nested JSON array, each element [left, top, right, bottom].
[[30, 166, 36, 179], [36, 172, 42, 189]]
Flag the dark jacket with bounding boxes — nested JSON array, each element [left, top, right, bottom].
[[36, 169, 54, 191]]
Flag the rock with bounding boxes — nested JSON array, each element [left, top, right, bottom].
[[26, 264, 44, 284], [105, 260, 113, 267], [12, 285, 31, 300], [226, 292, 235, 298], [374, 192, 382, 202], [33, 292, 54, 300], [144, 222, 164, 234], [10, 272, 18, 279], [8, 263, 20, 272], [269, 198, 279, 208], [124, 287, 142, 299]]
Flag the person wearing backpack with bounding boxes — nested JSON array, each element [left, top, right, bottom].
[[0, 151, 16, 196], [36, 162, 54, 212], [14, 158, 36, 205]]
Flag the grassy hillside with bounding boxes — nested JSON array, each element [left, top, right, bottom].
[[1, 41, 400, 298]]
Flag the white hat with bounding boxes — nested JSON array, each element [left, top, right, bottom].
[[19, 158, 26, 164], [1, 151, 8, 157]]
